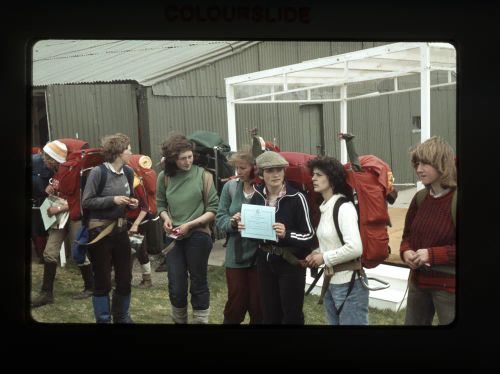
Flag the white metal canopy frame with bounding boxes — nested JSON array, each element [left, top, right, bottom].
[[224, 42, 456, 166]]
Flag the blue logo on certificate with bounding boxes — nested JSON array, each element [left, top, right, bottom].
[[240, 204, 277, 241]]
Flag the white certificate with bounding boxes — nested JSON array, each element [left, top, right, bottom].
[[240, 204, 277, 241]]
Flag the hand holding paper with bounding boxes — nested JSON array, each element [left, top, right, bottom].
[[240, 204, 277, 241]]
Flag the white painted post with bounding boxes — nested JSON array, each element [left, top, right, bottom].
[[418, 44, 431, 191], [60, 242, 66, 267], [420, 44, 431, 142], [226, 82, 238, 152], [340, 84, 348, 164]]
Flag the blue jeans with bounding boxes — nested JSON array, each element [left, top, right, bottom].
[[166, 231, 213, 310], [323, 275, 369, 325]]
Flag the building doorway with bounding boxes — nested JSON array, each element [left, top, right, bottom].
[[299, 104, 324, 155]]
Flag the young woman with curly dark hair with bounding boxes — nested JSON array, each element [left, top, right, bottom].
[[156, 133, 219, 324], [304, 156, 369, 325]]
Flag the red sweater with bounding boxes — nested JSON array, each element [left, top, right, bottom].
[[400, 190, 456, 293]]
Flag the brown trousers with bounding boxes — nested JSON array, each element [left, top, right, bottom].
[[224, 267, 263, 324]]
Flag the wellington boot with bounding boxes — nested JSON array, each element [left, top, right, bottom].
[[111, 291, 134, 324]]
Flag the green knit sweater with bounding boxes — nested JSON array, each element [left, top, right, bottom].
[[156, 165, 219, 228], [215, 179, 258, 268]]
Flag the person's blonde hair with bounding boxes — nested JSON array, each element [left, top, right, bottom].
[[410, 136, 457, 189], [228, 147, 255, 179], [228, 146, 253, 166]]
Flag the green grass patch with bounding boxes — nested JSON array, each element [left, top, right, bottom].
[[30, 261, 408, 325]]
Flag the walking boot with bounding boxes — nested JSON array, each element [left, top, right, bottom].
[[73, 264, 94, 299], [138, 273, 152, 288], [92, 295, 111, 323], [31, 261, 57, 308], [111, 291, 134, 323], [171, 305, 188, 324], [192, 307, 210, 324], [138, 262, 152, 288], [155, 257, 167, 272]]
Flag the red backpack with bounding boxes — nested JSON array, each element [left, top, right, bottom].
[[53, 146, 105, 220], [279, 152, 321, 230], [58, 138, 89, 152], [126, 154, 157, 219], [342, 155, 395, 268]]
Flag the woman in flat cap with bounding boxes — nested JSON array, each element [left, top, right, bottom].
[[237, 151, 315, 325]]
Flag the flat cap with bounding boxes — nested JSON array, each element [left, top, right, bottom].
[[255, 151, 289, 169]]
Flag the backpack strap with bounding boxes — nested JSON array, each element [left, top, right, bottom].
[[317, 196, 360, 311], [96, 164, 108, 197], [123, 165, 134, 197], [202, 170, 212, 210], [415, 188, 427, 207], [228, 178, 238, 201], [332, 196, 349, 246]]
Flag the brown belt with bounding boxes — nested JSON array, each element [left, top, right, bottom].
[[88, 218, 127, 244], [260, 244, 306, 267]]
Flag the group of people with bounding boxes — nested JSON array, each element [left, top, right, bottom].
[[32, 132, 457, 326]]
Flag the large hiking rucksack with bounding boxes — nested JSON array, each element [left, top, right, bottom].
[[187, 131, 234, 195], [53, 146, 105, 220], [276, 152, 321, 230], [343, 154, 395, 268], [58, 138, 89, 152], [126, 154, 157, 218], [250, 131, 321, 232]]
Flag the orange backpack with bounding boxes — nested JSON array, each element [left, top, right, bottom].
[[342, 155, 395, 268], [126, 154, 157, 218]]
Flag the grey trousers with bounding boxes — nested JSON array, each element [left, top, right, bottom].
[[404, 280, 455, 326]]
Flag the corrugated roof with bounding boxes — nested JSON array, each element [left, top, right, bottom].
[[32, 40, 258, 87]]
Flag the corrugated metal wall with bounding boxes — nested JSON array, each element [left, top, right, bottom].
[[149, 41, 456, 184], [41, 42, 455, 186], [45, 84, 140, 151]]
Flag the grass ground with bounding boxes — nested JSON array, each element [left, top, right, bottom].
[[30, 257, 410, 325]]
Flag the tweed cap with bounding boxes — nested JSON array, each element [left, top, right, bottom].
[[43, 140, 67, 164], [255, 151, 289, 169]]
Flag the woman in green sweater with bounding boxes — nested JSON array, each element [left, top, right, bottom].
[[215, 149, 263, 324], [156, 134, 219, 324]]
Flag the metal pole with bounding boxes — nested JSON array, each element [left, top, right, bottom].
[[418, 44, 431, 191], [225, 82, 237, 152], [213, 146, 219, 193], [340, 84, 347, 164]]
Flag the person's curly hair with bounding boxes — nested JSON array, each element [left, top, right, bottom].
[[101, 133, 130, 163], [307, 156, 353, 202], [410, 136, 457, 189], [160, 133, 195, 177]]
